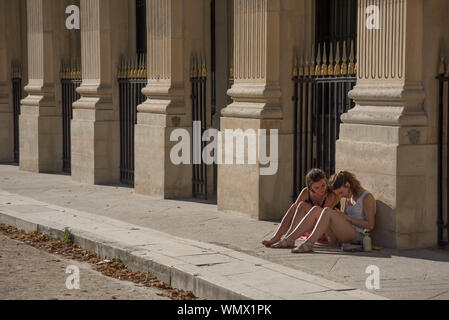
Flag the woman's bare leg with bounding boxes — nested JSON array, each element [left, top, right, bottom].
[[282, 206, 324, 242], [284, 202, 315, 236], [292, 208, 357, 253], [326, 229, 339, 247], [262, 201, 312, 247]]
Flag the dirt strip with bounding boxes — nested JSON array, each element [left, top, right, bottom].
[[0, 223, 202, 301]]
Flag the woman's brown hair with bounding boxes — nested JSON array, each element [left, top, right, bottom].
[[305, 169, 331, 193], [329, 171, 363, 198]]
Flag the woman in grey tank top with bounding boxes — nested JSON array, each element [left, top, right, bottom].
[[287, 171, 376, 253]]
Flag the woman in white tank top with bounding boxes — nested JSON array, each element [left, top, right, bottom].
[[287, 171, 376, 253]]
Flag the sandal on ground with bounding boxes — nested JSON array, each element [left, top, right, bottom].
[[270, 237, 296, 249], [291, 242, 314, 253], [299, 233, 328, 244]]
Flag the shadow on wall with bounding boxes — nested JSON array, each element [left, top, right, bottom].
[[371, 200, 396, 249]]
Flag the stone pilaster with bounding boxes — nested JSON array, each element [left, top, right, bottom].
[[135, 0, 206, 198], [71, 0, 129, 184], [20, 0, 62, 172], [0, 0, 12, 162], [337, 0, 436, 248], [223, 0, 282, 120], [218, 0, 297, 220]]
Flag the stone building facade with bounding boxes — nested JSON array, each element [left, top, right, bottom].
[[1, 0, 448, 249]]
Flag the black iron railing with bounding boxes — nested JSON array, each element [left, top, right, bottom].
[[61, 61, 82, 173], [11, 62, 22, 164], [292, 41, 356, 200], [437, 56, 449, 246], [190, 56, 209, 200], [118, 55, 147, 187]]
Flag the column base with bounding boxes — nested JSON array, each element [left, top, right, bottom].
[[217, 117, 292, 221], [336, 123, 438, 249], [134, 113, 192, 199], [19, 110, 62, 173], [0, 112, 14, 163], [71, 109, 120, 185]]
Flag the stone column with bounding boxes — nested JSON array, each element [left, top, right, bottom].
[[337, 0, 435, 249], [218, 0, 301, 220], [0, 0, 12, 162], [0, 0, 27, 163], [20, 0, 63, 172], [135, 0, 207, 198], [71, 0, 129, 184]]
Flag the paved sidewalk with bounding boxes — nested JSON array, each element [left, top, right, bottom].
[[0, 165, 449, 299]]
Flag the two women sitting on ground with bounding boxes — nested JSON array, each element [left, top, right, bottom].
[[262, 169, 376, 253]]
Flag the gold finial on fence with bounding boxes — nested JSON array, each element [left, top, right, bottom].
[[229, 64, 234, 79], [334, 42, 341, 76], [117, 56, 122, 79], [123, 58, 128, 79], [140, 53, 148, 79], [125, 57, 131, 78], [141, 54, 147, 78], [137, 54, 141, 78], [124, 56, 129, 79], [304, 56, 310, 77], [439, 50, 446, 76], [341, 41, 348, 75], [77, 57, 82, 79], [299, 55, 307, 77], [136, 56, 140, 78], [328, 43, 334, 76], [59, 61, 65, 79], [119, 56, 126, 79], [299, 56, 304, 77], [201, 57, 208, 78], [17, 62, 22, 79], [190, 55, 196, 78], [310, 46, 315, 76], [65, 61, 70, 79], [195, 56, 200, 78], [292, 55, 299, 77], [315, 43, 321, 76], [137, 55, 142, 78], [349, 40, 355, 75], [133, 56, 139, 78], [143, 54, 148, 78], [129, 57, 134, 78], [67, 60, 72, 79], [69, 60, 75, 79], [321, 43, 328, 76], [117, 55, 146, 80]]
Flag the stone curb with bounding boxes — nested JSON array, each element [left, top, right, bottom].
[[0, 212, 251, 300]]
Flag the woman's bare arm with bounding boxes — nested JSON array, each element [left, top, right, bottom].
[[294, 188, 310, 206], [344, 194, 376, 231], [323, 192, 340, 209]]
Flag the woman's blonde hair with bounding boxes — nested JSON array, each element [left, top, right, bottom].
[[329, 171, 363, 198]]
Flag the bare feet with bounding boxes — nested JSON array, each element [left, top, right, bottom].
[[262, 238, 279, 247]]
